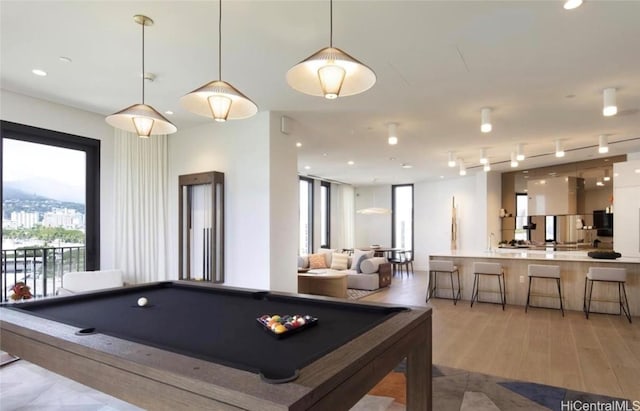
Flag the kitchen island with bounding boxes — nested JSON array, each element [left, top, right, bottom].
[[428, 249, 640, 316]]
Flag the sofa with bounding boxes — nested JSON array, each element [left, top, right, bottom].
[[298, 249, 392, 291], [57, 269, 124, 295]]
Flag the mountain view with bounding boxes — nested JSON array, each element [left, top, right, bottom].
[[3, 178, 84, 203]]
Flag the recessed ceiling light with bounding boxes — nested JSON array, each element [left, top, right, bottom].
[[164, 110, 174, 115], [32, 69, 47, 76], [58, 56, 72, 63], [389, 157, 396, 161], [635, 169, 640, 174], [347, 161, 354, 165], [296, 142, 302, 148], [563, 0, 583, 10], [304, 165, 311, 170], [322, 153, 328, 157], [401, 163, 412, 169]]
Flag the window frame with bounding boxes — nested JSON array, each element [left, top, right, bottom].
[[299, 176, 314, 255], [391, 184, 414, 255], [1, 120, 101, 269], [515, 192, 529, 241], [320, 180, 330, 249]]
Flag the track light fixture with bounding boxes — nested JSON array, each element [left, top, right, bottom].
[[479, 148, 488, 165], [598, 135, 609, 154], [480, 108, 492, 133], [516, 143, 525, 161], [510, 152, 519, 168], [459, 161, 467, 176], [555, 140, 565, 158], [603, 88, 617, 117], [448, 152, 457, 167], [388, 123, 398, 145]]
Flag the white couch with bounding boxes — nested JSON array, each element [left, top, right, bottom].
[[298, 250, 391, 291], [57, 269, 124, 295]]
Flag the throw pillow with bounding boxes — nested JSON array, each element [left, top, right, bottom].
[[297, 255, 309, 269], [309, 253, 328, 269], [330, 253, 349, 270], [317, 248, 336, 267], [350, 249, 375, 272], [361, 257, 387, 274]]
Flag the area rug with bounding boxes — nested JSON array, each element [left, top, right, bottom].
[[368, 361, 634, 411], [347, 287, 385, 300]]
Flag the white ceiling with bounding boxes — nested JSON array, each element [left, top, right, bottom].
[[2, 1, 639, 186]]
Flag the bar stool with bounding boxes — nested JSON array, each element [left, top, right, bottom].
[[583, 267, 631, 323], [426, 260, 461, 305], [526, 264, 564, 316], [470, 262, 505, 310]]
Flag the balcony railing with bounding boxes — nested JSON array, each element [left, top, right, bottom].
[[1, 246, 85, 301]]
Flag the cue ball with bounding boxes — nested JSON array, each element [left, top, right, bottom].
[[137, 297, 148, 307]]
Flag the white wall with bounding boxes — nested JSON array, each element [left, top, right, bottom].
[[268, 113, 298, 292], [613, 154, 640, 258], [414, 176, 481, 270], [0, 90, 116, 269], [167, 111, 298, 291]]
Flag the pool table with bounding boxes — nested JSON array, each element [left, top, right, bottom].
[[0, 281, 432, 410]]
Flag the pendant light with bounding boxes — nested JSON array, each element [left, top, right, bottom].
[[181, 0, 257, 121], [286, 0, 376, 99], [106, 15, 177, 138]]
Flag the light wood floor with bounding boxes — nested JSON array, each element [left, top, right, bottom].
[[361, 270, 640, 401]]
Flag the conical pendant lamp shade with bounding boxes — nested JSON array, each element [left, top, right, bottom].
[[181, 0, 257, 122], [106, 103, 176, 137], [287, 0, 376, 99], [181, 80, 257, 121], [287, 47, 376, 98], [106, 15, 176, 138]]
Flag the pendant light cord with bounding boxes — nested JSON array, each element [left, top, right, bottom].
[[329, 0, 333, 47], [141, 20, 145, 105], [218, 0, 222, 81]]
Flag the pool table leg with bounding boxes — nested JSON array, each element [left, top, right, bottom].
[[405, 317, 432, 410]]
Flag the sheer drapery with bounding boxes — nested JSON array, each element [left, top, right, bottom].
[[114, 130, 168, 284], [333, 184, 355, 249]]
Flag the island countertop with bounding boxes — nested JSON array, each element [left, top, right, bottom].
[[429, 249, 640, 265], [427, 249, 639, 316]]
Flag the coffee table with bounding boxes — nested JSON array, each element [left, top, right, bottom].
[[298, 271, 348, 298]]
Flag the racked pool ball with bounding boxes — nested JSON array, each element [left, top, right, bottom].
[[137, 297, 148, 307]]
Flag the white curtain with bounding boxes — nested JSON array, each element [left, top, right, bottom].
[[114, 130, 168, 284], [333, 184, 355, 249]]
